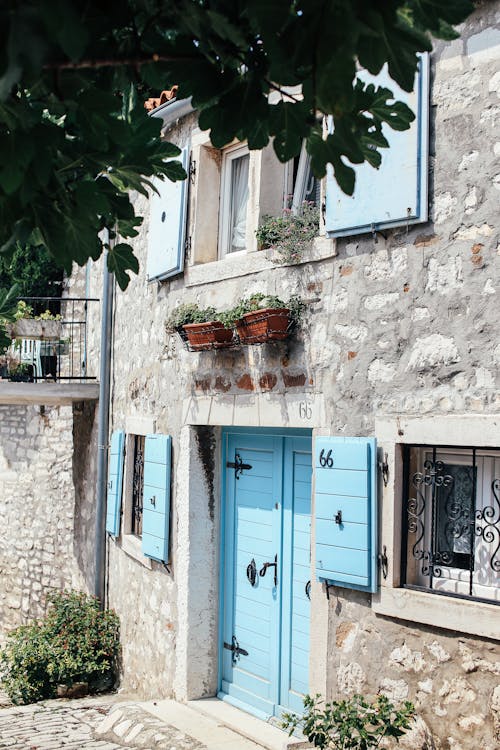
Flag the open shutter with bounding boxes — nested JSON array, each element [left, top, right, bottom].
[[147, 146, 189, 282], [315, 437, 378, 593], [106, 430, 125, 537], [325, 54, 429, 238], [142, 434, 172, 562]]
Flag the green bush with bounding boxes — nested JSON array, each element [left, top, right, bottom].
[[0, 591, 120, 705], [256, 202, 319, 265], [282, 693, 415, 750]]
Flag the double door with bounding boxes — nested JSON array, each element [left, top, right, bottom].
[[220, 432, 312, 718]]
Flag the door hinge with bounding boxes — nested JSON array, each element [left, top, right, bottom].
[[184, 235, 192, 259], [226, 452, 252, 480], [224, 635, 248, 664], [378, 545, 388, 579]]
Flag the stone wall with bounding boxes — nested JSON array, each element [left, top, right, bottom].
[[76, 3, 500, 747], [0, 404, 94, 640]]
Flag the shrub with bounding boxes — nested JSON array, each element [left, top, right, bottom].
[[0, 591, 120, 705], [282, 693, 415, 750]]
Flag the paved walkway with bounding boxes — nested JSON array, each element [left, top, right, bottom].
[[0, 694, 286, 750]]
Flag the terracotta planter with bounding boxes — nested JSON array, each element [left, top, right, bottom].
[[183, 321, 234, 351], [236, 307, 290, 344]]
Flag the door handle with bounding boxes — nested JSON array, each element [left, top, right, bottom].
[[259, 554, 278, 587]]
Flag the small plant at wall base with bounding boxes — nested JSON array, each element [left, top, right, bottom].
[[282, 693, 415, 750], [256, 202, 320, 265], [0, 591, 120, 705]]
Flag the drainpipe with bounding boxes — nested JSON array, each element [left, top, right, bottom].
[[94, 237, 114, 603]]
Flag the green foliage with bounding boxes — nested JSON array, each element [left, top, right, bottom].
[[0, 590, 120, 705], [282, 693, 415, 750], [165, 303, 217, 331], [219, 293, 304, 329], [256, 202, 319, 265], [0, 243, 63, 298], [0, 284, 19, 352], [0, 1, 473, 287]]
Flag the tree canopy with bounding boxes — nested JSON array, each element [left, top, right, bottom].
[[0, 0, 474, 290]]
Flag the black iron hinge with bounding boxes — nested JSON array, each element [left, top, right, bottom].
[[226, 452, 252, 480], [224, 635, 248, 664]]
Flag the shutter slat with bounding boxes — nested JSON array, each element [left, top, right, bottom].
[[141, 434, 172, 562], [325, 54, 429, 238], [315, 437, 378, 593], [106, 430, 125, 537]]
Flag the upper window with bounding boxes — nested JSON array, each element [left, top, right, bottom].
[[289, 141, 320, 213], [402, 445, 500, 604], [219, 143, 250, 256]]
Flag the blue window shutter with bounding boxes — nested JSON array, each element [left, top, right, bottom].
[[142, 434, 172, 562], [325, 54, 429, 238], [106, 430, 125, 537], [315, 437, 378, 593], [147, 146, 189, 282]]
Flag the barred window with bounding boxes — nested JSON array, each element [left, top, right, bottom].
[[131, 435, 145, 537], [402, 446, 500, 604]]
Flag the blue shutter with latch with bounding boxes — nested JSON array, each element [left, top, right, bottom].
[[147, 146, 189, 282], [106, 430, 125, 537], [325, 54, 429, 238], [315, 437, 378, 592], [142, 434, 172, 562]]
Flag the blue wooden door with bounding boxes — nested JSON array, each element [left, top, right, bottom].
[[220, 432, 312, 719]]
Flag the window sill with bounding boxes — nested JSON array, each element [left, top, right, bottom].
[[121, 534, 152, 569], [185, 236, 336, 288], [372, 586, 500, 641]]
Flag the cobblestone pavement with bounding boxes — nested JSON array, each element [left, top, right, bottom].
[[0, 697, 125, 750], [0, 695, 211, 750]]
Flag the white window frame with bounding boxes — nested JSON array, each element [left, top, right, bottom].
[[373, 414, 500, 641], [218, 142, 250, 258]]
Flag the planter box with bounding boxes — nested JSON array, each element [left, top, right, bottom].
[[7, 319, 62, 341], [236, 308, 290, 344], [183, 321, 234, 351]]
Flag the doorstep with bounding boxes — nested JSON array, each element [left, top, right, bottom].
[[186, 697, 310, 750]]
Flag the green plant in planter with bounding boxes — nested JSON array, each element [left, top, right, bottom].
[[282, 693, 415, 750], [256, 202, 320, 265], [219, 294, 305, 329], [8, 362, 32, 381], [165, 303, 217, 332], [0, 590, 120, 705]]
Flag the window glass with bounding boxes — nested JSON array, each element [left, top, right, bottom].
[[228, 153, 249, 253]]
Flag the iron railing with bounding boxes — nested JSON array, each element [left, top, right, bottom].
[[401, 445, 500, 605], [4, 296, 99, 384]]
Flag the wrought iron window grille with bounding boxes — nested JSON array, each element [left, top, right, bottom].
[[131, 435, 145, 537], [401, 445, 500, 604]]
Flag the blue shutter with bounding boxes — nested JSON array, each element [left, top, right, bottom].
[[142, 434, 172, 562], [147, 146, 189, 282], [106, 430, 125, 537], [315, 437, 378, 593], [325, 54, 429, 238]]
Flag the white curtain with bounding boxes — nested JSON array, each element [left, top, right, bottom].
[[229, 154, 249, 252]]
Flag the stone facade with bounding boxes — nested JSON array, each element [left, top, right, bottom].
[[65, 3, 500, 748], [0, 403, 95, 640]]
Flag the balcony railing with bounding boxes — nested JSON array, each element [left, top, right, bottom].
[[2, 297, 99, 384]]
